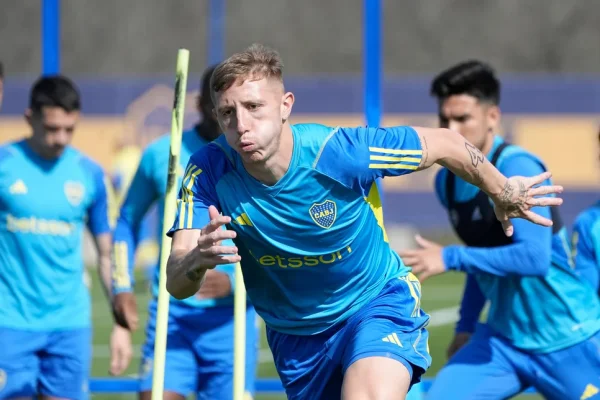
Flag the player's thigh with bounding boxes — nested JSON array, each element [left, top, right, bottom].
[[427, 330, 524, 400], [340, 276, 432, 389], [38, 328, 91, 400], [0, 328, 43, 399], [342, 356, 411, 400], [532, 330, 600, 400], [266, 325, 344, 400], [195, 307, 259, 399], [138, 306, 197, 398]]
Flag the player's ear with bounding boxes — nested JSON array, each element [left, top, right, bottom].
[[281, 92, 294, 122], [486, 104, 501, 131], [24, 108, 33, 126]]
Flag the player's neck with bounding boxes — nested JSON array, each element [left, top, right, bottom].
[[243, 123, 294, 186], [481, 132, 496, 156], [25, 137, 60, 160]]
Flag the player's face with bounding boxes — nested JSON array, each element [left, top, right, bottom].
[[26, 106, 79, 159], [438, 94, 500, 151], [214, 77, 294, 164]]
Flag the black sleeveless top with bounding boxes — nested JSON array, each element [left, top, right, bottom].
[[445, 142, 563, 248]]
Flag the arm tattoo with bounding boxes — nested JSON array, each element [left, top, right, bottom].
[[465, 142, 485, 168], [186, 268, 203, 282]]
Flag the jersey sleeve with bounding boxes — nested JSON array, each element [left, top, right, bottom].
[[455, 274, 486, 334], [167, 148, 221, 236], [112, 150, 159, 294], [315, 126, 423, 196], [86, 163, 114, 236], [572, 213, 600, 292], [443, 155, 552, 276]]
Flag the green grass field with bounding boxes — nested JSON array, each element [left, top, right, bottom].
[[87, 231, 542, 399]]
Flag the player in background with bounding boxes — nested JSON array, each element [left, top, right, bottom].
[[109, 66, 258, 400], [110, 139, 158, 285], [0, 76, 114, 399], [571, 127, 600, 295], [399, 60, 600, 400], [164, 44, 563, 400]]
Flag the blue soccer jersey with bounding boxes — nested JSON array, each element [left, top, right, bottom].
[[113, 128, 237, 308], [169, 123, 424, 335], [435, 136, 600, 353], [0, 139, 112, 330], [572, 202, 600, 292]]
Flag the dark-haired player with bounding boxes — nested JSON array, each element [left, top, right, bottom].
[[0, 76, 113, 399], [400, 60, 600, 400]]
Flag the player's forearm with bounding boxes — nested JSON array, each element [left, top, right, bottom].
[[94, 233, 114, 301], [443, 240, 550, 277], [112, 217, 139, 294], [166, 247, 208, 299], [415, 127, 506, 198]]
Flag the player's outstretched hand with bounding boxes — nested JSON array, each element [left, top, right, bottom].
[[193, 205, 241, 271], [491, 172, 563, 237], [399, 235, 446, 282]]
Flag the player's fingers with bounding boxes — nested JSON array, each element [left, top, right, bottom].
[[208, 229, 237, 243], [209, 254, 242, 266], [208, 205, 221, 220], [199, 229, 237, 247], [206, 245, 239, 256], [202, 215, 232, 234], [528, 185, 563, 197], [400, 254, 420, 267], [500, 219, 514, 237], [526, 196, 563, 208], [414, 234, 432, 248], [523, 210, 554, 227], [526, 171, 553, 187], [417, 270, 432, 282]]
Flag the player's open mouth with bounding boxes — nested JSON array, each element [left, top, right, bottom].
[[240, 142, 255, 152]]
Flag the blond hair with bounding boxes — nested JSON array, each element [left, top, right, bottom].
[[210, 43, 284, 100]]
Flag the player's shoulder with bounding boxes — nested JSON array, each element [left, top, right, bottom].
[[187, 135, 235, 181], [69, 147, 104, 176], [496, 141, 544, 170], [292, 123, 340, 164], [143, 132, 172, 158], [0, 140, 23, 168]]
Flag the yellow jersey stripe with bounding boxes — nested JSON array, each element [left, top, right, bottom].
[[369, 147, 422, 156], [185, 168, 203, 229], [369, 163, 419, 170], [369, 155, 421, 163]]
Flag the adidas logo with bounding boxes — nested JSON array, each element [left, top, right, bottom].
[[581, 384, 599, 400], [9, 179, 27, 195], [382, 333, 403, 347], [472, 206, 482, 221], [234, 213, 253, 226]]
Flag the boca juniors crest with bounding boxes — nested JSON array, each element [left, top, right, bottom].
[[309, 200, 337, 229], [64, 181, 85, 207]]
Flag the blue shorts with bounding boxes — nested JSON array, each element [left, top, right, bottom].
[[428, 323, 600, 400], [139, 300, 258, 400], [0, 327, 91, 399], [266, 275, 431, 400]]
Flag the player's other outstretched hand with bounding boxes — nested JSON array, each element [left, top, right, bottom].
[[491, 171, 563, 237], [195, 205, 241, 269]]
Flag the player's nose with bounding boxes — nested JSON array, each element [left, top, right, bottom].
[[236, 113, 249, 135]]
